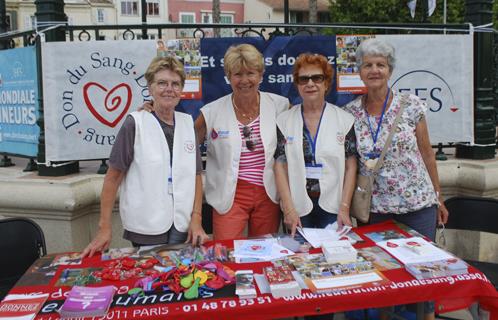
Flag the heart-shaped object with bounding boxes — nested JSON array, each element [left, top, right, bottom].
[[83, 82, 132, 128], [450, 106, 459, 112]]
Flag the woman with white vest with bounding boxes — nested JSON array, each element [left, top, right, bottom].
[[195, 44, 289, 240], [274, 53, 357, 237], [82, 56, 208, 258]]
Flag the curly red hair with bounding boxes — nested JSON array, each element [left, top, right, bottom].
[[292, 53, 334, 93]]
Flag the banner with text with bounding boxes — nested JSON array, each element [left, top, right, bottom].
[[201, 35, 473, 144], [200, 36, 338, 106], [377, 34, 473, 143], [0, 46, 40, 157], [42, 35, 473, 161], [43, 40, 206, 161]]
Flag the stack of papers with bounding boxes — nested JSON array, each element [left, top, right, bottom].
[[233, 239, 294, 263], [377, 237, 454, 264], [405, 258, 468, 279], [286, 253, 387, 293], [297, 223, 352, 248], [235, 270, 257, 299], [263, 265, 301, 298], [322, 240, 358, 264]]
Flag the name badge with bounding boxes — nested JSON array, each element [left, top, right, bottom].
[[168, 176, 173, 194], [365, 152, 380, 159], [305, 163, 323, 179]]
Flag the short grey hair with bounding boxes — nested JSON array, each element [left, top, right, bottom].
[[356, 38, 396, 72]]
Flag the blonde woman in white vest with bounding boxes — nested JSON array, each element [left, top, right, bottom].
[[195, 44, 289, 240], [82, 56, 208, 258], [274, 53, 357, 237]]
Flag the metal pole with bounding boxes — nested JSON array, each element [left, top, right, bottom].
[[284, 0, 289, 33], [456, 0, 496, 159], [141, 0, 147, 39], [0, 0, 9, 49], [35, 0, 80, 176], [443, 0, 447, 24]]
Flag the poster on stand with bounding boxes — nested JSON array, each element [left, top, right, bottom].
[[0, 46, 40, 157]]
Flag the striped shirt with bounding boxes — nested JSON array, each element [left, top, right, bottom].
[[238, 116, 265, 186]]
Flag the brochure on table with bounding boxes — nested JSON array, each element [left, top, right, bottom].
[[297, 223, 352, 248], [0, 293, 49, 320], [233, 239, 294, 262], [377, 237, 454, 264]]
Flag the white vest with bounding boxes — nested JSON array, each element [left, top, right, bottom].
[[201, 92, 289, 214], [276, 103, 354, 216], [119, 111, 196, 234]]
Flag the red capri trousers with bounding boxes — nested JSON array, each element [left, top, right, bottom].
[[212, 179, 280, 240]]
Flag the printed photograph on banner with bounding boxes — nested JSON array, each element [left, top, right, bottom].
[[157, 38, 202, 100], [55, 268, 102, 287], [335, 35, 374, 94], [16, 255, 58, 286]]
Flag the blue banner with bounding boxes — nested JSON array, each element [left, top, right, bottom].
[[198, 36, 358, 112], [0, 46, 40, 157]]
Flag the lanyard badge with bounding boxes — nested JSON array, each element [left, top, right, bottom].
[[365, 88, 391, 170]]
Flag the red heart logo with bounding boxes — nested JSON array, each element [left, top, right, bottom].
[[407, 241, 421, 246], [450, 106, 459, 112], [83, 82, 132, 128], [386, 242, 398, 248]]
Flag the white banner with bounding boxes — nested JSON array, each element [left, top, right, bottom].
[[42, 35, 473, 161], [377, 34, 474, 144], [42, 40, 156, 161]]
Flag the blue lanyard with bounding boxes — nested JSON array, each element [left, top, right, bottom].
[[301, 103, 326, 165], [365, 88, 390, 151]]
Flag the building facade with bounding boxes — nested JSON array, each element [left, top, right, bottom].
[[166, 0, 244, 39]]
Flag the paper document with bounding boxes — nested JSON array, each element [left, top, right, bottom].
[[297, 223, 352, 248], [377, 237, 453, 264]]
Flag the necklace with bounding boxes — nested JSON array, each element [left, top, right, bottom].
[[232, 95, 259, 122]]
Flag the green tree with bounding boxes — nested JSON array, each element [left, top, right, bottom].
[[329, 0, 465, 25]]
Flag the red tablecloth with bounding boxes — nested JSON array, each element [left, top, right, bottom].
[[8, 220, 498, 320]]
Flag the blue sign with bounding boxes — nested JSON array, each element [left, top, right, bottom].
[[199, 36, 358, 112], [0, 46, 40, 157]]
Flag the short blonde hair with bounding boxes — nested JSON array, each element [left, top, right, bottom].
[[223, 44, 264, 77], [145, 56, 185, 86]]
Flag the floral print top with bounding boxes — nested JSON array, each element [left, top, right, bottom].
[[343, 92, 438, 214]]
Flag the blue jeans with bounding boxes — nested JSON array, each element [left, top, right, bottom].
[[369, 205, 438, 241], [300, 197, 337, 228]]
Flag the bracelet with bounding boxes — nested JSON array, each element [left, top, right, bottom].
[[435, 191, 442, 207], [341, 202, 350, 209]]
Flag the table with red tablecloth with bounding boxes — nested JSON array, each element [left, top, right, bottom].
[[7, 220, 498, 320]]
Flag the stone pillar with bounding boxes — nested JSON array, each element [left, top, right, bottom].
[[456, 0, 496, 159]]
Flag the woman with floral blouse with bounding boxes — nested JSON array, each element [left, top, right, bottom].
[[343, 38, 449, 320]]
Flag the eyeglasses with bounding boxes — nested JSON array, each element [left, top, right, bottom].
[[154, 80, 182, 91], [296, 74, 325, 85], [242, 126, 256, 151]]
